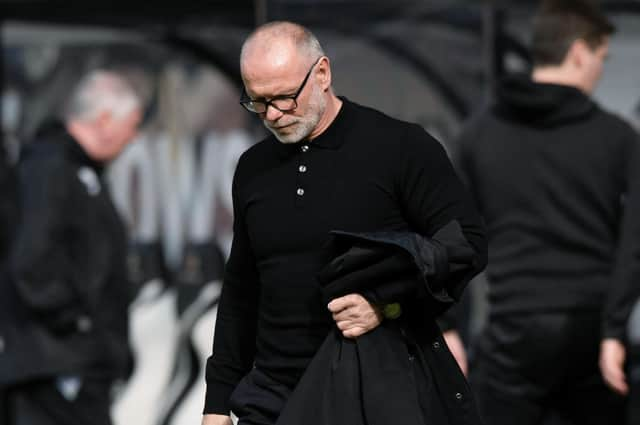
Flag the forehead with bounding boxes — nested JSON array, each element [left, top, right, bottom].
[[241, 40, 308, 97], [242, 65, 307, 99]]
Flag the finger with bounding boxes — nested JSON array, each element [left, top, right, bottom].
[[327, 295, 356, 313], [332, 308, 362, 322], [339, 314, 380, 333], [601, 361, 627, 393], [332, 311, 348, 322], [606, 375, 628, 395], [327, 297, 350, 313], [604, 366, 628, 395], [336, 320, 351, 331], [343, 326, 367, 339]]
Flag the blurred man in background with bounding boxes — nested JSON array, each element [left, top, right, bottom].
[[0, 70, 141, 425], [452, 0, 640, 424]]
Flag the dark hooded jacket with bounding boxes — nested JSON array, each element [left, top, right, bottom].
[[0, 121, 133, 387], [275, 221, 483, 425], [456, 75, 640, 340], [0, 143, 17, 267]]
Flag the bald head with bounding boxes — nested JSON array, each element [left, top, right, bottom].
[[239, 21, 341, 144], [240, 21, 324, 79]]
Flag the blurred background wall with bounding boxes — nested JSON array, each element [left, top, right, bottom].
[[1, 1, 639, 424]]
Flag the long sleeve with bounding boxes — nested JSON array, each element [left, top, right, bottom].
[[397, 124, 487, 302], [0, 150, 17, 263], [438, 116, 485, 333], [203, 164, 260, 414], [605, 133, 640, 341], [11, 154, 82, 321]]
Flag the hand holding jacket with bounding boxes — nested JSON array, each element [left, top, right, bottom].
[[274, 220, 485, 425], [327, 293, 383, 339]]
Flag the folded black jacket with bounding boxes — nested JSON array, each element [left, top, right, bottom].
[[275, 221, 483, 425]]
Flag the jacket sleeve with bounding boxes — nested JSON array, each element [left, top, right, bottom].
[[396, 124, 487, 310], [604, 132, 640, 341], [437, 115, 487, 332], [203, 162, 260, 415], [10, 154, 84, 325], [0, 149, 17, 262]]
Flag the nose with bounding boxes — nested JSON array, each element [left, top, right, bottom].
[[264, 104, 284, 122]]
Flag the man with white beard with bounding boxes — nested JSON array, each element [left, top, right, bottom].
[[201, 21, 487, 425]]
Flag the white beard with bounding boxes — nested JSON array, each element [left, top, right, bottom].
[[264, 84, 327, 144]]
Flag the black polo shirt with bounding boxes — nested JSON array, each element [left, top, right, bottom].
[[204, 97, 485, 414]]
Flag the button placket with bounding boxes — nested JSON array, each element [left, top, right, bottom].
[[295, 145, 310, 206]]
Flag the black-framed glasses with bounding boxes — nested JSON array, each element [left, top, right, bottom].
[[240, 56, 323, 114]]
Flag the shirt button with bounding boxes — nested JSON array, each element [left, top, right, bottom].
[[301, 145, 309, 152], [455, 392, 463, 401], [77, 316, 93, 332], [433, 341, 440, 349], [298, 165, 307, 173], [296, 188, 305, 196]]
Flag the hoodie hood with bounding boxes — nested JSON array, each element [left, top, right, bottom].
[[494, 74, 596, 127]]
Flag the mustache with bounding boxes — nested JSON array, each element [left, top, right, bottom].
[[264, 119, 297, 130]]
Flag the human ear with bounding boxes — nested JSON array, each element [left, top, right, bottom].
[[568, 39, 591, 69], [315, 57, 332, 91]]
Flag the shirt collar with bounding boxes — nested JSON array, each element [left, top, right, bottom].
[[36, 119, 105, 174], [273, 96, 352, 158]]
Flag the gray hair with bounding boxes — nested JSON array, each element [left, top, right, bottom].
[[241, 21, 325, 65], [64, 70, 140, 122]]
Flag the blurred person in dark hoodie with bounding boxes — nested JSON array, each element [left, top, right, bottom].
[[450, 0, 640, 424], [0, 70, 141, 425], [0, 133, 18, 425]]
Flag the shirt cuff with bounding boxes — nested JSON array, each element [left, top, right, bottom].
[[202, 380, 236, 415]]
